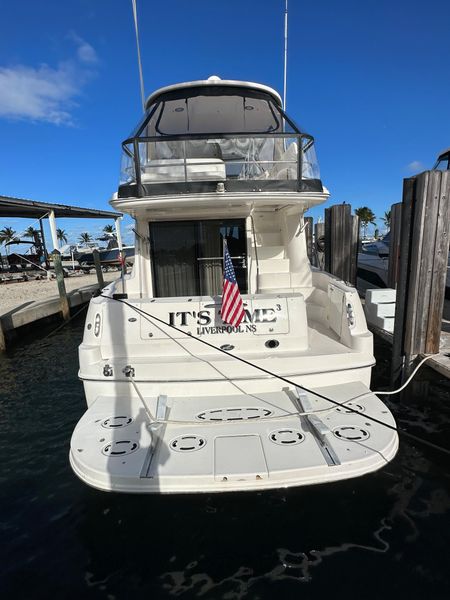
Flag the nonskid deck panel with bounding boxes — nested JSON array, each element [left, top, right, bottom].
[[70, 383, 399, 493]]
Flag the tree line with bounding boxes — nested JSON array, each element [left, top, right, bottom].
[[354, 207, 391, 239], [0, 224, 116, 254]]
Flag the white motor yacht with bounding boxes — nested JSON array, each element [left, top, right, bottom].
[[70, 76, 398, 493]]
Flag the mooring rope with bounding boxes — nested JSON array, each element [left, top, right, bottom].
[[42, 303, 89, 340], [100, 294, 450, 457]]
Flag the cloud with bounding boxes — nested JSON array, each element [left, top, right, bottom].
[[0, 34, 98, 126], [0, 62, 80, 125], [68, 32, 99, 65], [406, 160, 424, 173]]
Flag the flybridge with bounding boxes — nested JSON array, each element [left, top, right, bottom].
[[118, 79, 322, 199]]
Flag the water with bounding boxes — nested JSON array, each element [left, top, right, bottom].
[[1, 318, 450, 599]]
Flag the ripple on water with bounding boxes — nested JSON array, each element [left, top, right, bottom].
[[0, 322, 449, 598]]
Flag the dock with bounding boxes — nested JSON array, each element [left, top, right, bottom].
[[0, 194, 124, 351], [0, 273, 116, 348], [310, 170, 450, 382], [365, 295, 450, 379]]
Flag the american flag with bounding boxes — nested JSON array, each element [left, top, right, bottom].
[[221, 240, 245, 327]]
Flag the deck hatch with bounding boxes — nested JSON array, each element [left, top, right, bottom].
[[170, 434, 206, 452], [214, 435, 268, 481], [333, 426, 370, 441], [335, 402, 365, 414], [101, 416, 133, 428], [197, 407, 273, 421], [102, 440, 139, 456], [269, 428, 305, 446]]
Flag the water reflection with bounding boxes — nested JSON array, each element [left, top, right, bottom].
[[0, 324, 449, 598]]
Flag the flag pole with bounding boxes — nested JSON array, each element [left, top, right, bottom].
[[222, 235, 227, 271]]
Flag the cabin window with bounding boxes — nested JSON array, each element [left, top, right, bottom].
[[150, 219, 247, 298]]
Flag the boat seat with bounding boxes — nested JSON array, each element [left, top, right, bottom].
[[141, 158, 226, 183], [256, 142, 316, 181]]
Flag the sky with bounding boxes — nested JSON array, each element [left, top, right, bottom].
[[1, 0, 449, 252]]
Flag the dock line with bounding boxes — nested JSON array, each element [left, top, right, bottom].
[[100, 294, 450, 457], [42, 303, 89, 340]]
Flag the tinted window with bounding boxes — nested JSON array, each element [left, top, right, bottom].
[[150, 219, 247, 297]]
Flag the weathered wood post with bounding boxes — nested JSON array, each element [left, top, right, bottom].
[[304, 216, 313, 264], [387, 202, 402, 288], [0, 320, 6, 352], [92, 249, 105, 289], [391, 170, 450, 384], [52, 250, 70, 321], [324, 204, 359, 285], [314, 222, 325, 269]]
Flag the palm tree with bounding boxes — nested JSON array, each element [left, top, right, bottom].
[[79, 232, 92, 247], [103, 224, 115, 234], [24, 226, 39, 239], [355, 207, 377, 239], [57, 228, 68, 244], [0, 226, 17, 254], [381, 210, 391, 231]]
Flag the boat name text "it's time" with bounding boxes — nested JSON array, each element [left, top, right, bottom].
[[168, 306, 281, 335]]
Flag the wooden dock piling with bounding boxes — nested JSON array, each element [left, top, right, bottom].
[[391, 170, 450, 384], [314, 222, 325, 269], [324, 204, 359, 285], [92, 250, 105, 289], [52, 250, 70, 321], [0, 320, 6, 352], [387, 202, 402, 288]]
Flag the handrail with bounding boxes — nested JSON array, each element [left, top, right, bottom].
[[196, 256, 246, 260], [250, 214, 260, 293], [123, 131, 310, 144], [119, 130, 318, 197]]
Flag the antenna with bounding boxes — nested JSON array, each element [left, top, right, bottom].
[[283, 0, 288, 110], [131, 0, 146, 112]]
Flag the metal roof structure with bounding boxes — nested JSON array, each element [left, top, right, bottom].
[[0, 195, 121, 219], [145, 76, 283, 109]]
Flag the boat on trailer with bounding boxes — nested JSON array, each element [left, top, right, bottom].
[[76, 236, 135, 271], [70, 76, 398, 493]]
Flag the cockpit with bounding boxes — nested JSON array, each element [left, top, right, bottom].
[[118, 78, 322, 198]]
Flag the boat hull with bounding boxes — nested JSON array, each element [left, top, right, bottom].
[[77, 246, 135, 268]]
